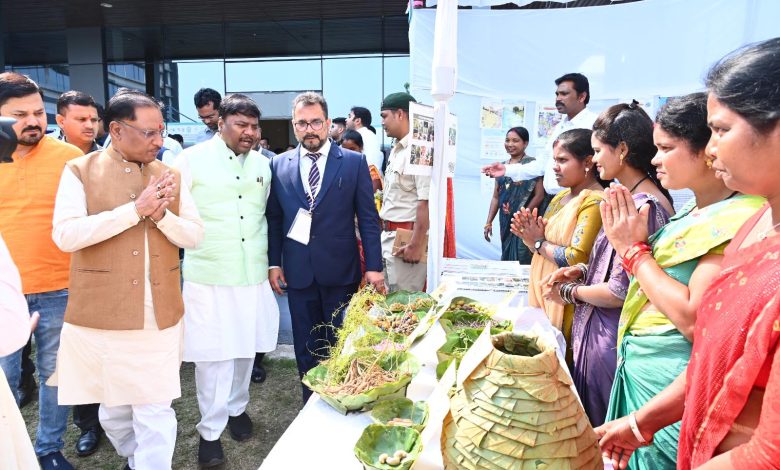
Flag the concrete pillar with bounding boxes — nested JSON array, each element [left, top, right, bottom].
[[66, 27, 107, 105]]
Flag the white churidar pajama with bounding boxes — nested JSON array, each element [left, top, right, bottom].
[[99, 401, 176, 470], [194, 358, 253, 440], [175, 149, 279, 441]]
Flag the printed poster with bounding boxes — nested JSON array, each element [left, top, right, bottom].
[[480, 99, 503, 129], [480, 172, 495, 197], [445, 113, 457, 177], [502, 102, 526, 129], [534, 104, 563, 149], [407, 102, 458, 177], [479, 101, 527, 162], [479, 128, 506, 161], [408, 102, 435, 176]]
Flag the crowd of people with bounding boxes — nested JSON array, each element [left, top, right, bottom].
[[0, 69, 429, 469], [482, 37, 780, 469], [0, 33, 778, 470]]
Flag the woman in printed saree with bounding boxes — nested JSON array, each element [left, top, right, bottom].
[[595, 38, 780, 470], [510, 128, 606, 362], [484, 127, 546, 263], [599, 105, 763, 470], [541, 101, 673, 427]]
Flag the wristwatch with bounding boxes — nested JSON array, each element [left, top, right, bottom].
[[534, 239, 545, 254]]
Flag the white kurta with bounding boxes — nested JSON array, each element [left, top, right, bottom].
[[0, 234, 33, 356], [181, 281, 279, 362], [0, 235, 38, 468], [50, 166, 204, 407], [174, 147, 280, 364]]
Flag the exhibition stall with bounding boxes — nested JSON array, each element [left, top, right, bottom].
[[410, 0, 780, 261], [259, 1, 780, 468], [260, 262, 580, 470]]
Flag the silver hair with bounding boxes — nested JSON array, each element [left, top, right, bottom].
[[292, 92, 328, 118]]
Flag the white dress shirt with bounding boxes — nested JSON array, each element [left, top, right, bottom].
[[299, 139, 332, 201], [193, 127, 217, 144], [356, 127, 384, 175], [505, 107, 598, 194]]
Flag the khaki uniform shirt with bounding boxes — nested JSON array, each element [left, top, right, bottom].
[[379, 135, 431, 222]]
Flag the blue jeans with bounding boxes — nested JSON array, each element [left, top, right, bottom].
[[0, 288, 70, 457]]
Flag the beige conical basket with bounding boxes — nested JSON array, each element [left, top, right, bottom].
[[441, 332, 602, 470]]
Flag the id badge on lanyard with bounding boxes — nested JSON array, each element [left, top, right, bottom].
[[287, 208, 312, 245], [287, 187, 315, 245]]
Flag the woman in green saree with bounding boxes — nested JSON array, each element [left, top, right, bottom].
[[599, 93, 765, 469]]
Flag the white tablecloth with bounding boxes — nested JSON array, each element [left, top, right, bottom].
[[260, 294, 572, 470]]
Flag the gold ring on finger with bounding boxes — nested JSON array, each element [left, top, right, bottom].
[[156, 191, 163, 199]]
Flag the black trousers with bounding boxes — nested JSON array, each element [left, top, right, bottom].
[[287, 281, 359, 402], [20, 338, 35, 388], [73, 403, 102, 431]]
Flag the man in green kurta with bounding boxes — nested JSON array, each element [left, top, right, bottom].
[[174, 94, 279, 467]]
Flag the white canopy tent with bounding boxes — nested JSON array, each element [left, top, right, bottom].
[[426, 0, 458, 292], [416, 0, 780, 268]]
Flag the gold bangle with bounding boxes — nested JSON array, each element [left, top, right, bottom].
[[484, 223, 492, 229]]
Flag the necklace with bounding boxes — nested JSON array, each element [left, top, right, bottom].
[[628, 176, 649, 193]]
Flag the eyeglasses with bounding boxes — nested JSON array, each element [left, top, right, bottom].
[[293, 119, 325, 131], [117, 121, 168, 140], [198, 111, 218, 121]]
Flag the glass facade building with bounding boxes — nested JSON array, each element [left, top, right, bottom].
[[0, 3, 411, 147]]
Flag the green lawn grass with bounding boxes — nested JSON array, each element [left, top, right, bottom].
[[21, 359, 302, 469]]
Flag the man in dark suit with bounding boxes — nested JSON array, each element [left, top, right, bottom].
[[267, 92, 384, 401]]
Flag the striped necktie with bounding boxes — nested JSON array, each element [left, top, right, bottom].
[[306, 152, 321, 206]]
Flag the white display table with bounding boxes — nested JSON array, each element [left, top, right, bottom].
[[259, 291, 573, 470]]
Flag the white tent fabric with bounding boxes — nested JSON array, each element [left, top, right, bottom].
[[427, 0, 458, 292], [410, 0, 780, 260]]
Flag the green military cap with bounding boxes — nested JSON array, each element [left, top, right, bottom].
[[381, 92, 417, 111]]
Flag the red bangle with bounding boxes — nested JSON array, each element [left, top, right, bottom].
[[621, 242, 652, 276], [628, 251, 652, 275], [622, 241, 652, 260]]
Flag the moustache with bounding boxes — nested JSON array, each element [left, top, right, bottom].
[[555, 101, 563, 107], [304, 134, 320, 140], [22, 126, 42, 133]]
